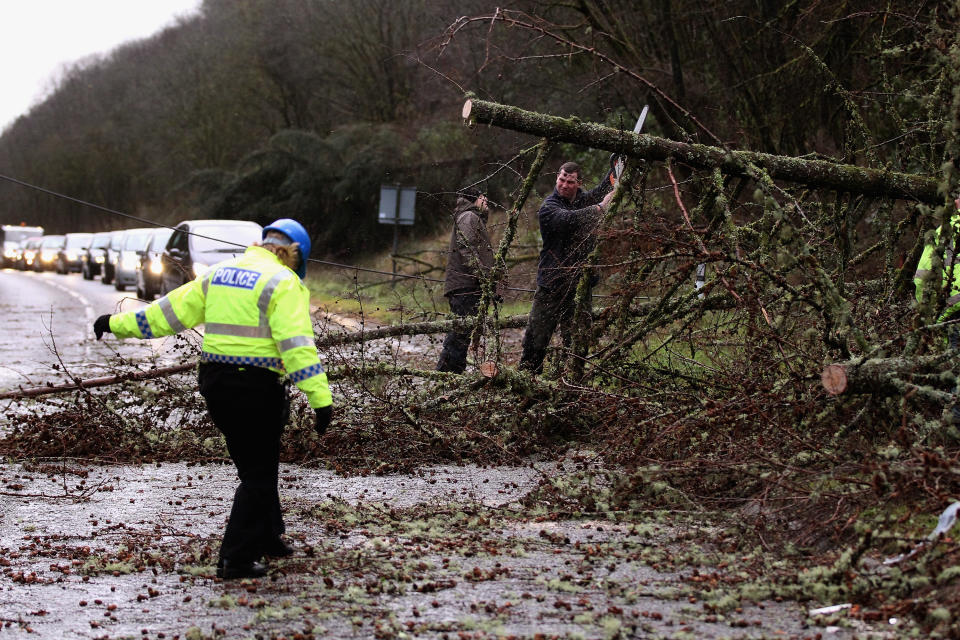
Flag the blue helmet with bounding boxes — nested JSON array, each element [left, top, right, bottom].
[[262, 218, 311, 279]]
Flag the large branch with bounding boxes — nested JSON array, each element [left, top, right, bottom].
[[319, 314, 529, 348], [0, 364, 196, 401], [463, 99, 941, 205], [0, 315, 532, 400]]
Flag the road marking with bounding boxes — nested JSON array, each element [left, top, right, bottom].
[[14, 272, 96, 358]]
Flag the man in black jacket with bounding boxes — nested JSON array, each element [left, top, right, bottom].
[[519, 162, 614, 374]]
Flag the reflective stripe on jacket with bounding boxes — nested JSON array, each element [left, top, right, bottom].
[[109, 245, 332, 408]]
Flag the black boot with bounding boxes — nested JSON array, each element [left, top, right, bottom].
[[216, 559, 268, 580]]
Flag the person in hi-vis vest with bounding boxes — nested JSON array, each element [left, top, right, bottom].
[[914, 199, 960, 422], [94, 218, 332, 580], [915, 199, 960, 322]]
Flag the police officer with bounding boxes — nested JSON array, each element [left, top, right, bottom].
[[915, 198, 960, 320], [93, 218, 333, 579]]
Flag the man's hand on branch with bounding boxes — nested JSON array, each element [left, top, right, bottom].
[[314, 405, 332, 437], [598, 190, 615, 213]]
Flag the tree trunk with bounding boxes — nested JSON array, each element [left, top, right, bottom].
[[822, 354, 955, 402], [462, 99, 941, 204]]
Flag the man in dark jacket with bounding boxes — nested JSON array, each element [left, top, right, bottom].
[[519, 161, 614, 374], [437, 187, 495, 373]]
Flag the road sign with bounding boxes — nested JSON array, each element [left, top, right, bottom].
[[378, 185, 416, 226]]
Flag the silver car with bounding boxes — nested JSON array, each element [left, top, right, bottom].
[[56, 232, 93, 274], [101, 230, 126, 285], [113, 228, 156, 291], [160, 220, 263, 294]]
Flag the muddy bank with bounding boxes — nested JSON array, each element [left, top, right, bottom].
[[0, 460, 901, 639]]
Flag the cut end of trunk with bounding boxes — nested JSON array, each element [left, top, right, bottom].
[[480, 361, 498, 378], [821, 364, 848, 395], [462, 99, 473, 120]]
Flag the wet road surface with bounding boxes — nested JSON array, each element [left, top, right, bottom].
[[0, 268, 188, 392], [0, 460, 902, 640]]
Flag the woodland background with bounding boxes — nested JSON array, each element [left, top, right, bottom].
[[0, 0, 943, 257]]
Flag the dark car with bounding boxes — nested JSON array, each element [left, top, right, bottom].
[[37, 235, 65, 271], [55, 232, 93, 274], [135, 227, 174, 300], [160, 219, 263, 295], [101, 230, 128, 285], [18, 236, 43, 270], [113, 228, 157, 291], [81, 231, 113, 280]]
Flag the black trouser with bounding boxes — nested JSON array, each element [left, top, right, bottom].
[[519, 280, 590, 374], [436, 292, 481, 373], [198, 363, 288, 564]]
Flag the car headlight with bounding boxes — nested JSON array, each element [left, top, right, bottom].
[[66, 251, 77, 261], [3, 249, 15, 259], [192, 262, 209, 277], [149, 260, 163, 275], [41, 252, 55, 262], [95, 255, 105, 263]]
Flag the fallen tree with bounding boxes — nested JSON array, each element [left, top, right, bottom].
[[463, 99, 943, 205], [0, 364, 198, 401]]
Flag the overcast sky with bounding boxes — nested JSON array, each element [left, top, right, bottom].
[[0, 0, 203, 132]]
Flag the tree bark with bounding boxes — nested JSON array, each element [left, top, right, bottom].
[[320, 314, 529, 348], [0, 364, 196, 401], [462, 99, 941, 205]]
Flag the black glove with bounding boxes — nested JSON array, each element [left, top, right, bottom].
[[93, 314, 112, 340], [314, 405, 332, 436]]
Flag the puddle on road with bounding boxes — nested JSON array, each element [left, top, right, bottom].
[[0, 461, 900, 639]]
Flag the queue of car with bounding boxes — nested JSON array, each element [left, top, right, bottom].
[[0, 219, 264, 300]]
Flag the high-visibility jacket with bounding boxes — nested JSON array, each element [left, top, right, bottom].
[[109, 245, 332, 408], [915, 210, 960, 321]]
